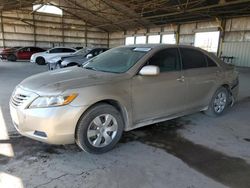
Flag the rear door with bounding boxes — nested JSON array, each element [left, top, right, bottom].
[[18, 47, 32, 60], [179, 47, 220, 110], [132, 47, 188, 123]]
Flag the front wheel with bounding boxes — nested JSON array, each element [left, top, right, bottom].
[[204, 87, 229, 117], [75, 104, 124, 154], [36, 57, 46, 65]]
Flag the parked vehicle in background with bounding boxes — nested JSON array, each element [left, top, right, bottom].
[[0, 47, 45, 61], [10, 44, 239, 154], [47, 47, 109, 70], [30, 47, 77, 65], [0, 46, 22, 60], [74, 47, 84, 50]]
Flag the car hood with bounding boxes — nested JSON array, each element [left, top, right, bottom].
[[61, 55, 88, 65], [47, 54, 82, 64], [32, 51, 45, 57], [61, 54, 83, 60], [19, 67, 127, 95]]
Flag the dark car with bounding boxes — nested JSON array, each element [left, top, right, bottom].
[[1, 47, 45, 61], [47, 47, 109, 70]]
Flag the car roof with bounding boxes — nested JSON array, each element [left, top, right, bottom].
[[19, 46, 43, 49], [119, 44, 207, 53], [50, 47, 76, 50], [123, 44, 199, 49]]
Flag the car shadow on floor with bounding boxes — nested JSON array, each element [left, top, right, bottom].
[[2, 99, 250, 188]]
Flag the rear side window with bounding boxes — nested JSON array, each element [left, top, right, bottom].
[[30, 47, 40, 52], [62, 48, 75, 53], [148, 48, 181, 72], [50, 48, 63, 53], [180, 48, 207, 69]]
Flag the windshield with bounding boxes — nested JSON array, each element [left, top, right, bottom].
[[83, 47, 150, 73], [74, 48, 91, 55]]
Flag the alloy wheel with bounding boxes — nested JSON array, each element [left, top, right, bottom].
[[87, 114, 118, 148]]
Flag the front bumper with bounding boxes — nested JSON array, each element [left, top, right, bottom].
[[30, 56, 36, 63], [10, 103, 88, 145]]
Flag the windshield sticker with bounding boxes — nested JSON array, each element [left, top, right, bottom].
[[133, 48, 151, 52]]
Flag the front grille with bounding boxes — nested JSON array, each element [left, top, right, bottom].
[[11, 93, 29, 107]]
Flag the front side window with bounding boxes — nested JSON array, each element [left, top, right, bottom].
[[74, 48, 91, 55], [90, 49, 102, 56], [84, 47, 149, 73], [180, 48, 207, 69], [147, 48, 181, 72]]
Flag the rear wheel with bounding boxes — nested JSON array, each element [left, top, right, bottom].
[[205, 87, 229, 117], [36, 57, 46, 65], [7, 54, 17, 61], [76, 104, 124, 154]]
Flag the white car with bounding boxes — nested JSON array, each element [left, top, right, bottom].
[[30, 47, 77, 65]]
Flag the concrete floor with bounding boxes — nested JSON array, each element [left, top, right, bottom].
[[0, 61, 250, 188]]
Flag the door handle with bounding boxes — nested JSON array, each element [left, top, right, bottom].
[[177, 76, 185, 82]]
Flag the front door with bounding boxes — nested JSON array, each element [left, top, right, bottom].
[[131, 48, 188, 123]]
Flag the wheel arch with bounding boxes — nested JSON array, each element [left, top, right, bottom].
[[221, 83, 232, 95], [35, 56, 45, 63], [74, 99, 130, 139]]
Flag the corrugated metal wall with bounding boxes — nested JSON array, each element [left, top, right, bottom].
[[0, 9, 109, 49], [110, 17, 250, 67], [222, 42, 250, 67]]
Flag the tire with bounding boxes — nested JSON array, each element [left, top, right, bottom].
[[36, 57, 46, 65], [76, 103, 124, 154], [67, 62, 78, 67], [7, 54, 17, 61], [204, 87, 229, 117]]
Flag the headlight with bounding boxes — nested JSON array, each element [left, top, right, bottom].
[[29, 93, 78, 108]]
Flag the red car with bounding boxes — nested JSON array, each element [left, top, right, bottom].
[[0, 46, 21, 60], [0, 46, 45, 61]]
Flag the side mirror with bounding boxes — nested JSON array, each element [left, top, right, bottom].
[[86, 54, 93, 59], [139, 65, 160, 76]]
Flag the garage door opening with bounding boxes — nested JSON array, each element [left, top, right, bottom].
[[148, 35, 160, 44], [194, 31, 220, 53], [135, 36, 147, 44], [162, 34, 176, 44], [125, 36, 135, 45]]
